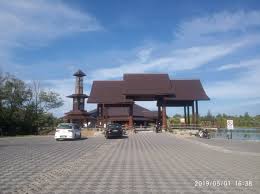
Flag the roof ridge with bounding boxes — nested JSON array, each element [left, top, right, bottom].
[[171, 79, 200, 81], [124, 73, 169, 75], [93, 80, 124, 83]]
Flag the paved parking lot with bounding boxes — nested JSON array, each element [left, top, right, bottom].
[[0, 132, 260, 193]]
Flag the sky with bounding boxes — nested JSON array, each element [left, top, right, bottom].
[[1, 0, 260, 117]]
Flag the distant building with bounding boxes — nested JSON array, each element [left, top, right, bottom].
[[88, 104, 158, 127]]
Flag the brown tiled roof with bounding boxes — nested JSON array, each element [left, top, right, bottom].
[[167, 80, 209, 100], [123, 74, 175, 96], [87, 74, 209, 104], [87, 81, 133, 104]]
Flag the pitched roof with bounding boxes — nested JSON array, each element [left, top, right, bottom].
[[87, 74, 209, 104], [123, 74, 175, 96], [87, 81, 133, 104], [168, 80, 209, 100]]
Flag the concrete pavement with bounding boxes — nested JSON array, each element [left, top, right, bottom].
[[0, 132, 259, 193]]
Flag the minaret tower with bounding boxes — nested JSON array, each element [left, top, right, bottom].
[[64, 70, 90, 125], [68, 70, 88, 111]]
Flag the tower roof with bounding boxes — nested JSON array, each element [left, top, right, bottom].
[[73, 69, 86, 77], [67, 94, 88, 98]]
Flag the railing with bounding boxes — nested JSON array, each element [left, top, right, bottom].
[[134, 126, 154, 131], [168, 124, 218, 131]]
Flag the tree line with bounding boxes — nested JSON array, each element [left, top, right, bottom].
[[0, 73, 63, 136], [200, 111, 260, 128], [168, 110, 260, 128]]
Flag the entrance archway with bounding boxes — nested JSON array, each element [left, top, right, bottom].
[[87, 74, 209, 130]]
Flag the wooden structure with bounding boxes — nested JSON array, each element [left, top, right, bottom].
[[89, 104, 157, 127], [88, 74, 209, 129], [64, 70, 93, 125], [163, 80, 210, 125]]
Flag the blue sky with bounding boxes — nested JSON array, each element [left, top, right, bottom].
[[1, 0, 260, 117]]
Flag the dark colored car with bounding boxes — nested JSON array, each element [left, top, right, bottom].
[[105, 123, 123, 139]]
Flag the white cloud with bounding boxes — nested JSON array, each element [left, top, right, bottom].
[[89, 10, 260, 81], [176, 10, 260, 39], [172, 10, 260, 115], [90, 40, 248, 80], [0, 0, 102, 66], [217, 59, 260, 71], [0, 0, 103, 85], [206, 59, 260, 99]]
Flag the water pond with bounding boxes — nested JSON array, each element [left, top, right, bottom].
[[211, 128, 260, 141]]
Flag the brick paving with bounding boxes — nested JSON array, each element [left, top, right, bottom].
[[186, 136, 260, 154], [0, 132, 259, 193]]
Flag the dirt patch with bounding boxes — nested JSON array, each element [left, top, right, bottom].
[[81, 130, 95, 137], [169, 129, 198, 138], [174, 133, 194, 138], [81, 129, 104, 137]]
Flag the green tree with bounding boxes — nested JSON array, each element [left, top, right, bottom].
[[0, 76, 32, 135], [0, 74, 63, 135], [27, 81, 64, 134]]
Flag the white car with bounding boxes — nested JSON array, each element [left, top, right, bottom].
[[55, 123, 81, 140]]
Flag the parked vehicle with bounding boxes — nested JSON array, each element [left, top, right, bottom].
[[198, 129, 210, 139], [155, 123, 162, 133], [55, 123, 81, 140], [105, 123, 123, 139]]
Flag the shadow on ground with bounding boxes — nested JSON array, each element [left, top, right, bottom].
[[106, 135, 128, 139], [56, 137, 88, 141]]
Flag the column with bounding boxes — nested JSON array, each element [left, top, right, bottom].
[[97, 104, 101, 117], [187, 105, 190, 125], [195, 100, 199, 125], [103, 104, 107, 127], [97, 104, 102, 127], [101, 104, 105, 128], [184, 106, 187, 125], [192, 101, 195, 125], [128, 104, 134, 129], [157, 105, 161, 127], [162, 104, 167, 129]]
